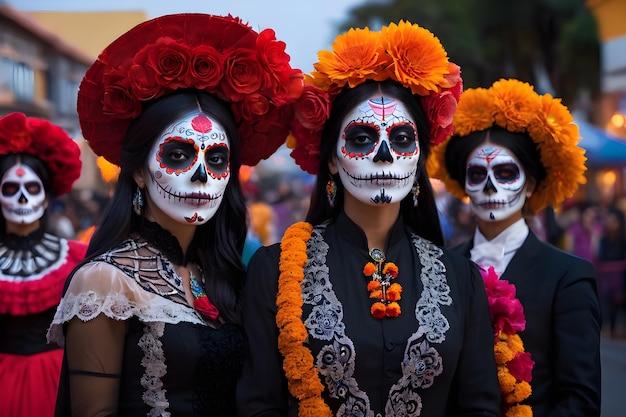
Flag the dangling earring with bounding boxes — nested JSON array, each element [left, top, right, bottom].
[[326, 175, 337, 208], [133, 186, 144, 215], [412, 179, 420, 207]]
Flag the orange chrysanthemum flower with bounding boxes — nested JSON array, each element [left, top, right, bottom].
[[312, 27, 385, 90], [380, 20, 449, 96]]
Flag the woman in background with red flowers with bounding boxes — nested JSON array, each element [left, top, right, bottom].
[[0, 112, 86, 417], [46, 13, 303, 417], [237, 21, 500, 417], [430, 79, 601, 416]]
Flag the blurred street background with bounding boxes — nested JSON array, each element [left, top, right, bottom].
[[1, 0, 625, 414]]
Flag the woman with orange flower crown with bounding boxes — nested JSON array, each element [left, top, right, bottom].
[[0, 112, 86, 417], [237, 21, 500, 417], [46, 13, 303, 416], [429, 79, 601, 416]]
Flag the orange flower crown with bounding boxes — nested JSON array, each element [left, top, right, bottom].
[[78, 13, 304, 167], [287, 20, 463, 174], [428, 78, 587, 214], [0, 112, 81, 197]]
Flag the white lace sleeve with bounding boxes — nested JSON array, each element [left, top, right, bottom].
[[47, 261, 205, 346]]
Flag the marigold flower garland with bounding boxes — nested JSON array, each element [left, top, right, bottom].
[[480, 266, 534, 417], [363, 248, 402, 318], [428, 78, 587, 214], [276, 222, 332, 417]]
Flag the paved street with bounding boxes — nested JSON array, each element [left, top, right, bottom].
[[601, 336, 626, 416]]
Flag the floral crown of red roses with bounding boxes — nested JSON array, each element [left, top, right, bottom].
[[286, 20, 462, 175], [428, 78, 587, 214], [78, 13, 304, 167], [0, 112, 81, 197]]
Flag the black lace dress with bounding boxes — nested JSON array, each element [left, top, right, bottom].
[[48, 222, 243, 416]]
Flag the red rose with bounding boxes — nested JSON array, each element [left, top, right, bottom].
[[294, 85, 331, 130], [289, 126, 321, 175], [190, 45, 224, 90], [222, 48, 264, 101], [423, 90, 457, 129], [234, 93, 270, 123], [128, 63, 161, 101], [256, 29, 291, 75], [147, 37, 191, 89], [102, 81, 142, 119], [0, 112, 31, 155]]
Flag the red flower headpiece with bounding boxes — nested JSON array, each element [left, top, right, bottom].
[[77, 13, 304, 167], [287, 21, 463, 174], [0, 112, 81, 196]]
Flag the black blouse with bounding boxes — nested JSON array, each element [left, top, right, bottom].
[[237, 211, 500, 417]]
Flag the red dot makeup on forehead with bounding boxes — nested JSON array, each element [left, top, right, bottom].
[[191, 114, 212, 133], [15, 167, 26, 177]]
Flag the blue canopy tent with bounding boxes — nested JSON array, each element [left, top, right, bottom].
[[576, 120, 626, 167]]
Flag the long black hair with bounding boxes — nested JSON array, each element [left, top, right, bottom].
[[305, 81, 444, 245], [444, 126, 547, 216], [0, 154, 51, 235], [83, 89, 247, 324]]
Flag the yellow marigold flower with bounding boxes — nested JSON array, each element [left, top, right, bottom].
[[385, 302, 401, 317], [453, 87, 497, 137], [367, 280, 381, 291], [507, 333, 524, 353], [371, 302, 387, 319], [369, 289, 383, 299], [505, 380, 532, 403], [492, 79, 540, 133], [383, 262, 399, 277], [498, 366, 516, 394], [505, 404, 532, 417], [387, 283, 403, 301], [363, 262, 377, 276], [312, 27, 385, 89], [494, 340, 515, 364], [380, 20, 449, 96]]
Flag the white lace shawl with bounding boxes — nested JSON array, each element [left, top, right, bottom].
[[47, 261, 205, 346]]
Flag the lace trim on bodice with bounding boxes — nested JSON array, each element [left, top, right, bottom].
[[47, 259, 205, 346], [138, 321, 170, 416], [304, 225, 451, 417]]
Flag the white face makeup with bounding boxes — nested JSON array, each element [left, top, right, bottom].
[[465, 144, 527, 222], [144, 113, 230, 225], [1, 162, 47, 225], [334, 94, 419, 205]]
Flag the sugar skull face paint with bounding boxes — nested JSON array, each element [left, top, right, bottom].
[[145, 113, 230, 225], [0, 162, 47, 225], [335, 94, 419, 205], [465, 144, 527, 221]]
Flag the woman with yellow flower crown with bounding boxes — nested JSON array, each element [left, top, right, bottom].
[[237, 21, 500, 417], [429, 79, 601, 416]]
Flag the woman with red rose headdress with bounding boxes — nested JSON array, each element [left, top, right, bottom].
[[46, 13, 303, 416], [0, 112, 86, 417], [237, 21, 500, 417], [429, 79, 601, 416]]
